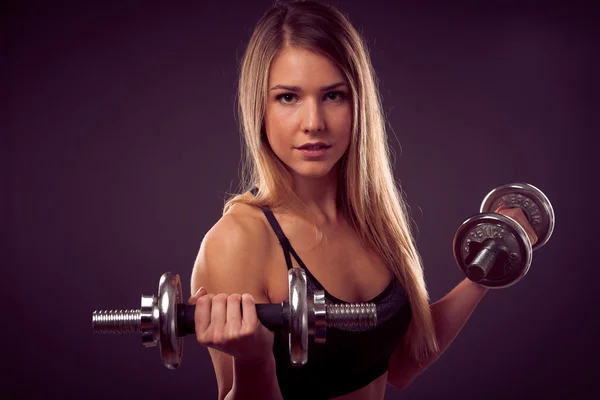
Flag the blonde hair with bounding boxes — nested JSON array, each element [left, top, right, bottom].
[[224, 0, 439, 363]]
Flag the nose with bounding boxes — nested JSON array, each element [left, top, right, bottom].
[[301, 98, 325, 133]]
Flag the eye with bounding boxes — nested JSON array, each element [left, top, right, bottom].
[[325, 91, 346, 101], [275, 91, 347, 105], [275, 93, 297, 104]]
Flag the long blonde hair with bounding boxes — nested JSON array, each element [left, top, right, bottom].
[[224, 0, 439, 363]]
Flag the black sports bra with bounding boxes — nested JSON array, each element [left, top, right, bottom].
[[251, 188, 413, 399]]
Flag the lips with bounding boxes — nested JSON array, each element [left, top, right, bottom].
[[296, 143, 331, 150]]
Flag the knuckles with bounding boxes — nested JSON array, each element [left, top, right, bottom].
[[195, 292, 251, 306], [212, 293, 229, 304], [227, 293, 243, 303], [201, 293, 245, 304], [195, 294, 213, 307]]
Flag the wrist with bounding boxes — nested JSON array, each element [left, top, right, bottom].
[[464, 277, 490, 294]]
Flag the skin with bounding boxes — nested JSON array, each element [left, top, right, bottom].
[[189, 46, 539, 399]]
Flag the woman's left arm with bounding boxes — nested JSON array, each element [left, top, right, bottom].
[[388, 206, 538, 390], [387, 277, 489, 390]]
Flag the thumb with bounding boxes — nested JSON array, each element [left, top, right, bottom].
[[188, 287, 207, 304]]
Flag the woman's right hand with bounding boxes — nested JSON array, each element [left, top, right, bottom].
[[187, 288, 275, 365]]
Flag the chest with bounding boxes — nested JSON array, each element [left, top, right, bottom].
[[265, 216, 393, 304]]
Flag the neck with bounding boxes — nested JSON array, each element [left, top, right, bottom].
[[288, 166, 341, 226]]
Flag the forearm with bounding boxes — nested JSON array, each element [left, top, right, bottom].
[[225, 355, 283, 400], [430, 277, 489, 353], [389, 278, 489, 388]]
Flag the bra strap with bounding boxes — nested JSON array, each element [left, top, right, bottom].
[[249, 186, 308, 271]]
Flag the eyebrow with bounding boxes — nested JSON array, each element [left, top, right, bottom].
[[269, 82, 347, 91]]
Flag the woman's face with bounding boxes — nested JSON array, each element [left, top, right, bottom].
[[264, 46, 352, 180]]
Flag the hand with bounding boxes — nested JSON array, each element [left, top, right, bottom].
[[495, 205, 538, 246], [187, 288, 275, 365]]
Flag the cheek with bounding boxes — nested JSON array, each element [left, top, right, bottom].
[[264, 109, 293, 151], [330, 107, 352, 144]]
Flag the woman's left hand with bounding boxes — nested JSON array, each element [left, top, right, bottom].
[[495, 206, 538, 246]]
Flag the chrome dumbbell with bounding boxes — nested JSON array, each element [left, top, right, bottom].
[[453, 183, 555, 288], [92, 268, 377, 368]]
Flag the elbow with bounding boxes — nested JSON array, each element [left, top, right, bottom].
[[388, 373, 415, 391], [219, 389, 231, 400], [390, 381, 410, 391]]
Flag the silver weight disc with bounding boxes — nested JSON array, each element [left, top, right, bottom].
[[453, 213, 533, 289], [158, 272, 184, 369], [312, 290, 327, 344], [480, 182, 555, 250], [288, 268, 308, 366]]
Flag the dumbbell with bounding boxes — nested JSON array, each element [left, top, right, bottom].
[[92, 268, 376, 369], [453, 183, 555, 289]]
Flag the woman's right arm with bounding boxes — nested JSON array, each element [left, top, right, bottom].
[[189, 210, 283, 400]]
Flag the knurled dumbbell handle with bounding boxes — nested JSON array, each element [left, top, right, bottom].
[[176, 303, 287, 337], [466, 239, 509, 282]]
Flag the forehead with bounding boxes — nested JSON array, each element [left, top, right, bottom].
[[269, 47, 345, 87]]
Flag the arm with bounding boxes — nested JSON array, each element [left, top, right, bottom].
[[225, 355, 281, 400], [388, 205, 537, 389], [190, 207, 283, 400], [388, 277, 489, 389]]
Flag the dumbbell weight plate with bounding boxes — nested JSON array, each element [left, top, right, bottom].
[[158, 272, 184, 369], [288, 268, 308, 366], [453, 213, 533, 288], [480, 183, 555, 250]]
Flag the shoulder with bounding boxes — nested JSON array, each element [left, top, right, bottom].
[[190, 202, 276, 299], [205, 203, 271, 257]]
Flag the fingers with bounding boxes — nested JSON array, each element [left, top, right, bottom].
[[195, 292, 214, 335], [496, 207, 538, 246], [194, 291, 246, 342], [193, 289, 261, 351], [190, 291, 273, 364], [210, 294, 228, 329], [226, 294, 243, 332], [241, 293, 258, 327]]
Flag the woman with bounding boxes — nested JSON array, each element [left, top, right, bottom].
[[188, 1, 538, 399]]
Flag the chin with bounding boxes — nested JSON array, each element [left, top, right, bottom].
[[290, 163, 338, 180]]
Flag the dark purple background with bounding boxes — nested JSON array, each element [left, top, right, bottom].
[[4, 1, 597, 399]]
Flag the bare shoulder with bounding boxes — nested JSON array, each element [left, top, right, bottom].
[[190, 202, 274, 300]]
